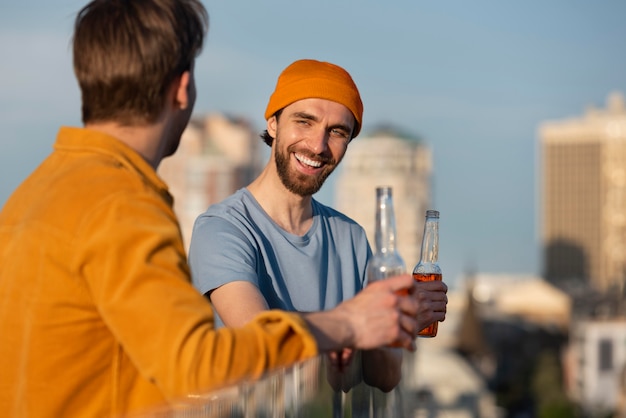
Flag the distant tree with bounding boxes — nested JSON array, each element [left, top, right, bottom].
[[530, 349, 577, 418]]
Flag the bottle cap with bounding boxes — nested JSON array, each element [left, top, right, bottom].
[[426, 210, 439, 218], [376, 186, 392, 197]]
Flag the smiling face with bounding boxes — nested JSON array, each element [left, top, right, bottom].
[[268, 98, 355, 197]]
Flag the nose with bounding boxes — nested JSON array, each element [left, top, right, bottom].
[[305, 127, 329, 155]]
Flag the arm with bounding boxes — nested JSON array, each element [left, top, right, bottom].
[[301, 274, 423, 352], [188, 212, 267, 326], [210, 281, 269, 327], [188, 212, 277, 327], [204, 260, 411, 391], [361, 348, 403, 392], [82, 195, 318, 398], [213, 275, 430, 352]]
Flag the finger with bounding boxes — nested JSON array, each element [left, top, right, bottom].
[[392, 325, 417, 352], [396, 293, 419, 317], [414, 280, 447, 292], [429, 292, 449, 303], [328, 351, 340, 368], [398, 312, 421, 339], [412, 289, 448, 307], [377, 274, 414, 293], [415, 289, 448, 301], [433, 300, 448, 312]]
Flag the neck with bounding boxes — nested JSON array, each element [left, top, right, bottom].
[[247, 164, 314, 235], [85, 118, 170, 170]]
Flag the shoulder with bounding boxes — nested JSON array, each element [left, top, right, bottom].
[[191, 189, 261, 246], [313, 199, 360, 227], [312, 199, 368, 238], [195, 189, 250, 225]]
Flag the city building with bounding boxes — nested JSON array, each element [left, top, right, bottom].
[[334, 125, 433, 267], [565, 319, 626, 417], [158, 113, 264, 251], [539, 92, 626, 292], [539, 92, 626, 417]]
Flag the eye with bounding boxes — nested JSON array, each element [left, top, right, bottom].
[[330, 128, 349, 141]]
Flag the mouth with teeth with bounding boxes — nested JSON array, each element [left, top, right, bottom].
[[294, 152, 324, 171]]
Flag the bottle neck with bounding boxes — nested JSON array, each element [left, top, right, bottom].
[[419, 216, 439, 264], [374, 188, 399, 254]]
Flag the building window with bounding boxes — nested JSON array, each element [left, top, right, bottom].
[[599, 338, 613, 372]]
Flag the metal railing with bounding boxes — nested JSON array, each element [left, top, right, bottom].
[[139, 350, 421, 418]]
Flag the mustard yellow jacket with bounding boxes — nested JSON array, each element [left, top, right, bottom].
[[0, 127, 317, 417]]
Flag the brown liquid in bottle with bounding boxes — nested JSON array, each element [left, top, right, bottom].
[[413, 272, 443, 337]]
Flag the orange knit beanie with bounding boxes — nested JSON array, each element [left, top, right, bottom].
[[264, 59, 363, 138]]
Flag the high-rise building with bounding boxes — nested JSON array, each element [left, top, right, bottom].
[[158, 113, 264, 251], [335, 126, 432, 267], [540, 92, 626, 292]]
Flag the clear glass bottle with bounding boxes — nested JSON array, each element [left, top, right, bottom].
[[413, 210, 442, 337], [367, 186, 406, 283]]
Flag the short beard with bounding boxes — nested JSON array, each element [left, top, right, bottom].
[[275, 144, 337, 197]]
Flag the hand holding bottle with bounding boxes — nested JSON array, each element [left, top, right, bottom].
[[411, 279, 448, 335], [413, 210, 443, 337], [357, 273, 447, 345]]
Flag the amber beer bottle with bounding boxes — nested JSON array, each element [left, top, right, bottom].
[[413, 210, 442, 337], [366, 186, 406, 284]]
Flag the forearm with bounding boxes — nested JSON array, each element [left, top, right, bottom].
[[301, 275, 422, 353], [361, 348, 403, 392], [300, 309, 354, 352]]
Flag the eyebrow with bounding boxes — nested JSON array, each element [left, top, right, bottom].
[[292, 111, 352, 135], [292, 111, 317, 122]]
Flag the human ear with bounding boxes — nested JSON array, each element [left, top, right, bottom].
[[175, 71, 191, 110], [267, 115, 278, 138]]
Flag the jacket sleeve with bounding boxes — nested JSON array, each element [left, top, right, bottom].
[[76, 191, 318, 399]]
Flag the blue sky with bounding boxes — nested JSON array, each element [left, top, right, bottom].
[[2, 1, 625, 286]]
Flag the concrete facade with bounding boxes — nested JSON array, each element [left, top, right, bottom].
[[540, 92, 626, 291], [566, 319, 626, 416]]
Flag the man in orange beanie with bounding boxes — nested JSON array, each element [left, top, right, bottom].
[[189, 59, 449, 392]]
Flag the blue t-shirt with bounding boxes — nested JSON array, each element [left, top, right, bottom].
[[188, 188, 371, 328]]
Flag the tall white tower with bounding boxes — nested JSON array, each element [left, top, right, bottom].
[[335, 126, 433, 267]]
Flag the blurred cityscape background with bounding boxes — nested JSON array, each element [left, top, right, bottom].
[[2, 1, 626, 417]]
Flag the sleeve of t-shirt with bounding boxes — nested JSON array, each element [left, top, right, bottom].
[[188, 214, 260, 296]]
